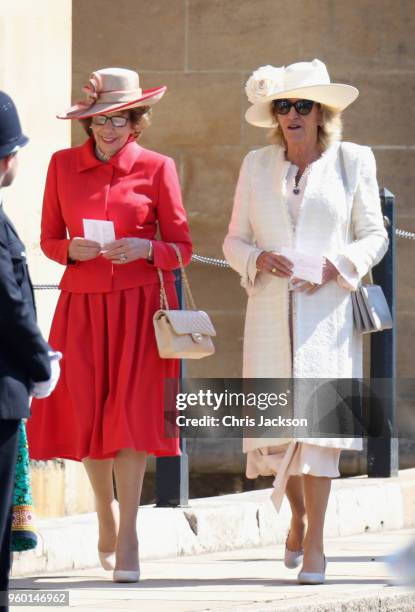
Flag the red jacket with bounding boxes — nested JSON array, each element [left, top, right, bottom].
[[41, 137, 192, 293]]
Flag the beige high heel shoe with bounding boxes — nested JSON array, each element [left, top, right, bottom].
[[98, 551, 116, 571], [113, 542, 140, 583]]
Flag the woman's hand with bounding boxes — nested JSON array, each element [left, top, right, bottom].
[[102, 238, 151, 264], [292, 257, 339, 294], [256, 251, 293, 277], [68, 237, 101, 262]]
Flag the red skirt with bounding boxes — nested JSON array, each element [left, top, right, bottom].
[[27, 283, 180, 461]]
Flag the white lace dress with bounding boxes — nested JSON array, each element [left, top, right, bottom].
[[245, 163, 356, 512]]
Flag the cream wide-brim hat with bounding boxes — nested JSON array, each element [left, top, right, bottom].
[[245, 59, 359, 128], [57, 67, 166, 120]]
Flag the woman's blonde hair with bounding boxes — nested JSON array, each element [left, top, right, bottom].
[[269, 103, 343, 151], [80, 106, 152, 141]]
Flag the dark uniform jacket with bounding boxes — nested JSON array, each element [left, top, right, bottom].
[[0, 206, 50, 419]]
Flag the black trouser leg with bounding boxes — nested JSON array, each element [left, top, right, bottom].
[[0, 420, 20, 612]]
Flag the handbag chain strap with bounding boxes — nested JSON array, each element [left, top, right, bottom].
[[157, 267, 170, 310], [157, 244, 197, 311], [367, 268, 374, 284]]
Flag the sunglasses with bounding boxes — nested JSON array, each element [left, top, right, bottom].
[[272, 99, 316, 116], [91, 115, 129, 128]]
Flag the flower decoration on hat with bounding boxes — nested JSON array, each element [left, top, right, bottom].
[[81, 72, 103, 108], [245, 65, 285, 104]]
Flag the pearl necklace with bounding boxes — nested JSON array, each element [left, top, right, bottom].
[[95, 145, 111, 162], [292, 164, 311, 195]]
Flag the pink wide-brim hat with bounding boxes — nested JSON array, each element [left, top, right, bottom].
[[57, 67, 166, 120]]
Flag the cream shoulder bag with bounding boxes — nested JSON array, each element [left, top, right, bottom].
[[153, 244, 216, 359]]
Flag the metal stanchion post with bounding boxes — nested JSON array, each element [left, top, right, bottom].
[[367, 188, 399, 477], [155, 268, 189, 507]]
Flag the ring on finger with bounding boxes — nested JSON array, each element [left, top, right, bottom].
[[271, 267, 277, 274], [120, 253, 128, 261]]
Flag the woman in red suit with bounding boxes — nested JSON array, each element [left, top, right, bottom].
[[27, 68, 192, 582]]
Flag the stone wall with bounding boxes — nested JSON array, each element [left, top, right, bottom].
[[4, 0, 398, 516], [0, 0, 72, 337], [0, 1, 94, 518], [72, 0, 415, 382]]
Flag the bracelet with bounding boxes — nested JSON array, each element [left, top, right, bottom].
[[146, 240, 153, 262]]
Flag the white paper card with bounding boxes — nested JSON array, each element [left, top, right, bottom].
[[83, 219, 115, 247], [281, 247, 324, 284]]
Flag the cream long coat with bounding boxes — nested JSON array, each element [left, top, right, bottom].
[[223, 141, 388, 452]]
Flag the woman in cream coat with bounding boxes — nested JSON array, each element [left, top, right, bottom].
[[223, 59, 388, 584]]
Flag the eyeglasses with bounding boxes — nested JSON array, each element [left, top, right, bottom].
[[91, 115, 129, 128], [272, 99, 315, 116]]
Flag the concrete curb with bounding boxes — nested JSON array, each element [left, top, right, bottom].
[[217, 591, 415, 612], [12, 469, 415, 577]]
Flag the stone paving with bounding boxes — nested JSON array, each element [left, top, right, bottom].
[[10, 528, 415, 612]]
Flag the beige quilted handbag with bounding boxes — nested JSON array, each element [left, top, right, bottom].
[[153, 244, 216, 359]]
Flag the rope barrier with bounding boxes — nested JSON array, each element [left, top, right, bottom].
[[31, 227, 415, 290]]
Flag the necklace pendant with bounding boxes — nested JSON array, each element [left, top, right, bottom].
[[95, 145, 111, 162], [293, 187, 300, 195]]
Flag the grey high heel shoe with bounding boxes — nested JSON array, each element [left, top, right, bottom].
[[284, 546, 304, 569], [284, 531, 304, 569], [113, 569, 140, 583], [297, 555, 327, 585]]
